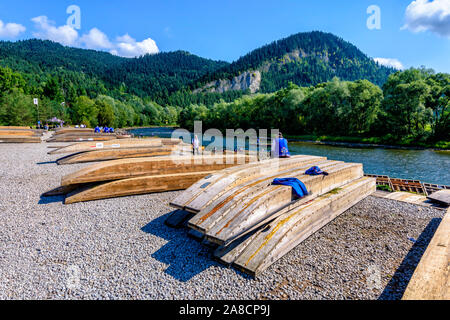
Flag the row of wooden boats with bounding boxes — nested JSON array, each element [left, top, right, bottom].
[[0, 127, 43, 143], [167, 155, 376, 276], [43, 135, 258, 203]]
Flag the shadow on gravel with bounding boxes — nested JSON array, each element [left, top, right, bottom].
[[378, 217, 442, 300], [36, 161, 57, 165], [38, 195, 64, 204], [141, 211, 220, 282]]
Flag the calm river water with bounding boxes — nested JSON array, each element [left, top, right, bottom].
[[129, 127, 450, 185]]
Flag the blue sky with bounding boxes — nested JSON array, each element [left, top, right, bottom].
[[0, 0, 449, 72]]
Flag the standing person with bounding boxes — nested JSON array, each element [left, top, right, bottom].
[[192, 135, 200, 155], [271, 132, 291, 158]]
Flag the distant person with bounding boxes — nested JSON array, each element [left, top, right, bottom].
[[271, 132, 291, 158], [110, 127, 114, 133], [192, 135, 200, 155], [94, 126, 101, 133]]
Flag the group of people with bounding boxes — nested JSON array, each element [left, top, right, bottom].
[[94, 126, 115, 133], [191, 132, 290, 158]]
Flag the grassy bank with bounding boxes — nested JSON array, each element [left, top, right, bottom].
[[285, 134, 450, 150]]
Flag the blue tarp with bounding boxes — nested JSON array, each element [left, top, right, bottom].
[[272, 178, 308, 198]]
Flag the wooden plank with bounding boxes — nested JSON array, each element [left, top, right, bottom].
[[0, 135, 41, 143], [427, 190, 450, 206], [61, 154, 255, 186], [402, 208, 450, 300], [48, 138, 165, 154], [216, 177, 375, 277], [56, 146, 180, 165], [0, 129, 36, 136], [64, 171, 214, 204], [197, 162, 363, 246], [171, 155, 326, 212]]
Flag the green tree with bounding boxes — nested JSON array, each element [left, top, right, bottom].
[[71, 96, 98, 127]]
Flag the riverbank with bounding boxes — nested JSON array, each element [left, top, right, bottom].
[[0, 141, 446, 299], [285, 135, 450, 151]]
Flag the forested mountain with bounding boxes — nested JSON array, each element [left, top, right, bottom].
[[0, 32, 395, 106], [192, 31, 395, 93], [0, 39, 229, 102]]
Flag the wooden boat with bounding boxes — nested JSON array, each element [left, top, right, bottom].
[[46, 133, 117, 143], [64, 171, 215, 204], [48, 138, 172, 154], [53, 127, 94, 135], [170, 155, 326, 213], [0, 126, 31, 129], [0, 129, 37, 136], [188, 161, 364, 246], [214, 177, 375, 277], [402, 207, 450, 300], [61, 154, 256, 186], [0, 135, 41, 143], [56, 146, 184, 165]]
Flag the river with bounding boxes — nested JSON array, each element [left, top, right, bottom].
[[129, 127, 450, 185]]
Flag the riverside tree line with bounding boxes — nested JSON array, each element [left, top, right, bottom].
[[0, 66, 448, 147]]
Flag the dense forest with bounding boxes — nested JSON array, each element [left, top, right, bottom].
[[179, 69, 449, 147], [0, 32, 448, 147]]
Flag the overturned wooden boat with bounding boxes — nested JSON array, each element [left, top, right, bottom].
[[0, 135, 41, 143], [64, 171, 215, 204], [46, 133, 117, 143], [0, 129, 37, 136], [56, 146, 183, 165], [189, 161, 363, 246], [53, 127, 94, 135], [61, 154, 257, 186], [48, 138, 177, 155], [168, 155, 375, 277], [215, 176, 375, 276], [170, 155, 326, 213]]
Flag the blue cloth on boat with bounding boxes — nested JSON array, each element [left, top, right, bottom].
[[305, 166, 329, 176], [272, 178, 308, 198]]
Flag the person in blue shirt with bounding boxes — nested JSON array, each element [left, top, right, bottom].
[[94, 126, 100, 133], [272, 132, 291, 158]]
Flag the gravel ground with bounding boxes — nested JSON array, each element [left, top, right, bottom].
[[0, 139, 445, 300]]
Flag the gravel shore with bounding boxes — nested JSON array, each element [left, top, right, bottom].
[[0, 140, 445, 300]]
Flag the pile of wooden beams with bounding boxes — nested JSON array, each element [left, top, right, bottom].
[[0, 127, 43, 143], [43, 153, 257, 204], [167, 155, 376, 277]]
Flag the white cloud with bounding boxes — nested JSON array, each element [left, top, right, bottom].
[[112, 33, 159, 58], [30, 15, 158, 57], [402, 0, 450, 38], [31, 16, 78, 46], [0, 20, 26, 38], [374, 58, 405, 70], [79, 28, 112, 49]]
